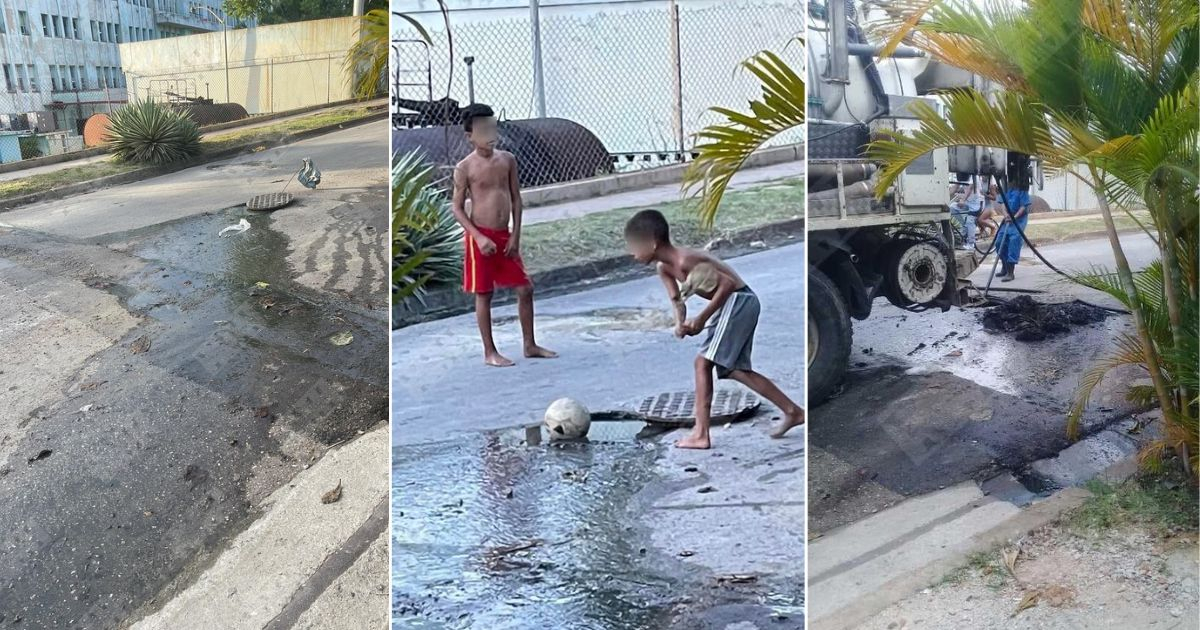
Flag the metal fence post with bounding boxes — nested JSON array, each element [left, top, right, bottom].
[[530, 0, 547, 117], [668, 0, 684, 160]]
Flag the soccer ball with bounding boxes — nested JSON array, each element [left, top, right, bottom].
[[544, 398, 591, 440]]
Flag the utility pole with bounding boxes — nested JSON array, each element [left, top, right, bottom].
[[353, 0, 366, 16], [530, 0, 546, 117], [197, 7, 230, 104]]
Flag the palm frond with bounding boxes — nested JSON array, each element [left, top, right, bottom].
[[1067, 332, 1147, 439], [682, 46, 804, 228]]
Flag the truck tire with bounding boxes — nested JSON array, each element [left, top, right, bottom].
[[808, 266, 852, 405]]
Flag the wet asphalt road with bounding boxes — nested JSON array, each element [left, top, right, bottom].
[[392, 243, 806, 630], [0, 124, 389, 628], [808, 234, 1156, 533], [391, 242, 805, 446]]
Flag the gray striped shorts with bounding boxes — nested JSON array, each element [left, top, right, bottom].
[[699, 286, 760, 378]]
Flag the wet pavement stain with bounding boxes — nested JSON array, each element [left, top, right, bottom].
[[0, 195, 388, 627], [392, 426, 801, 630]]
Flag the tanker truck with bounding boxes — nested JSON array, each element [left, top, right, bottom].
[[805, 0, 1039, 402]]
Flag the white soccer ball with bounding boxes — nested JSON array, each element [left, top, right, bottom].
[[544, 398, 591, 440]]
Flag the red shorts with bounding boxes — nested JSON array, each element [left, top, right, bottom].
[[463, 227, 531, 294]]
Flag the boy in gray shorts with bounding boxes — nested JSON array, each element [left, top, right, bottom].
[[624, 210, 805, 449]]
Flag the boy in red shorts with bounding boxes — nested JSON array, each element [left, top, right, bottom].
[[451, 104, 557, 367]]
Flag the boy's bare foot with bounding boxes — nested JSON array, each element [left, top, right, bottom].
[[524, 345, 558, 359], [675, 431, 711, 450], [484, 352, 515, 367], [770, 409, 805, 439]]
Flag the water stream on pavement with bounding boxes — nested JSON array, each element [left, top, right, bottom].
[[392, 423, 693, 630]]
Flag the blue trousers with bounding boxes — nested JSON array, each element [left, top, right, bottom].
[[999, 215, 1028, 264]]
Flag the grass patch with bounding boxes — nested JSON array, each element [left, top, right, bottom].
[[1068, 470, 1199, 537], [0, 105, 378, 202], [521, 178, 803, 274], [935, 549, 1012, 590], [1025, 211, 1151, 243]]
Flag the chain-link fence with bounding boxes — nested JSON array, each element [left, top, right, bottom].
[[392, 0, 803, 187], [125, 52, 349, 127]]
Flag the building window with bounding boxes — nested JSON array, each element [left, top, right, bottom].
[[73, 18, 81, 39], [50, 66, 60, 91], [18, 11, 30, 36], [42, 14, 51, 37], [27, 65, 38, 92], [0, 8, 6, 35], [3, 65, 12, 92], [16, 64, 27, 91]]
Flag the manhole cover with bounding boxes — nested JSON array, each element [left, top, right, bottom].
[[246, 192, 294, 211], [636, 389, 760, 427]]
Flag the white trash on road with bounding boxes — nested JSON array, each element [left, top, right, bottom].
[[218, 218, 251, 237]]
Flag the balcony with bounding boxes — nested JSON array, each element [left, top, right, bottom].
[[154, 4, 223, 32], [49, 85, 129, 105]]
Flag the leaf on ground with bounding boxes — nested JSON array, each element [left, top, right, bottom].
[[254, 281, 270, 288], [1041, 584, 1076, 608], [1002, 546, 1021, 577], [79, 381, 106, 391], [321, 480, 343, 504], [130, 335, 151, 354], [1012, 590, 1039, 616], [329, 331, 354, 346]]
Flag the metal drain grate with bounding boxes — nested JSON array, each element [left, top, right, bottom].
[[246, 192, 294, 211], [636, 389, 760, 427]]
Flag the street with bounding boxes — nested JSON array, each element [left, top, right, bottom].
[[392, 243, 806, 629], [807, 233, 1159, 628], [0, 121, 390, 628]]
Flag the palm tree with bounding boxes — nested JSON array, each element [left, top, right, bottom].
[[392, 150, 464, 306], [345, 3, 448, 100], [863, 0, 1198, 473], [344, 8, 391, 100], [681, 44, 805, 227]]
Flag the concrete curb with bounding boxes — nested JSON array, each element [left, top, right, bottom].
[[811, 486, 1093, 630], [392, 217, 805, 329], [0, 98, 385, 176], [522, 143, 804, 208], [129, 425, 390, 629], [0, 108, 387, 213]]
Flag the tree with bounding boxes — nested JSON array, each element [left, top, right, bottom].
[[864, 0, 1198, 474], [222, 0, 385, 25], [681, 43, 805, 227]]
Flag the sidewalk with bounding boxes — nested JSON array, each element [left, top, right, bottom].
[[131, 425, 390, 629], [523, 160, 804, 225], [0, 99, 386, 184]]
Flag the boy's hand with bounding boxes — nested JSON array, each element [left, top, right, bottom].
[[476, 234, 497, 255], [504, 234, 520, 257], [673, 323, 686, 338], [681, 318, 705, 336]]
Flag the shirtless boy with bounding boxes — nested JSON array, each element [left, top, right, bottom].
[[451, 103, 556, 367], [624, 209, 804, 449]]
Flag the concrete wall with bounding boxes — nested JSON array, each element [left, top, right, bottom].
[[119, 17, 360, 115]]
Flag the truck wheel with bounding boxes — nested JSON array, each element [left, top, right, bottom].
[[808, 266, 852, 405]]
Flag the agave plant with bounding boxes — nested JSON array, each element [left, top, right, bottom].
[[864, 0, 1198, 473], [105, 100, 202, 165], [393, 149, 463, 307], [682, 41, 805, 227]]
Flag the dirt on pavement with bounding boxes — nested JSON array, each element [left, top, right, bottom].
[[861, 523, 1199, 630]]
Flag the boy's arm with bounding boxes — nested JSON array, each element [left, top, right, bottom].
[[658, 263, 686, 333], [505, 153, 523, 255], [451, 165, 495, 254]]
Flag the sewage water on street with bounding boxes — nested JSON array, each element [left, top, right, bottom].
[[392, 422, 694, 630]]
